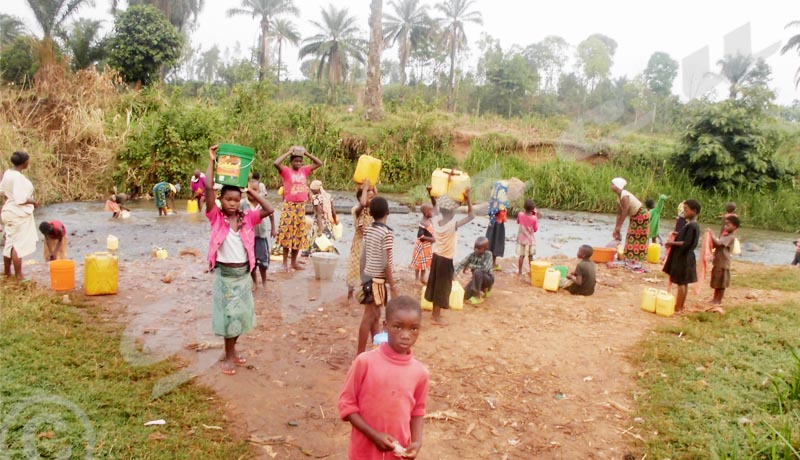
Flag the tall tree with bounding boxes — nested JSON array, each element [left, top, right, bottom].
[[197, 44, 221, 83], [61, 18, 106, 70], [226, 0, 299, 81], [576, 35, 613, 92], [435, 0, 482, 107], [112, 0, 205, 33], [24, 0, 94, 39], [272, 17, 299, 83], [364, 0, 384, 121], [0, 14, 27, 53], [643, 51, 678, 97], [298, 5, 365, 88], [383, 0, 430, 85], [715, 54, 772, 99], [107, 5, 183, 87], [781, 20, 800, 87], [524, 35, 568, 93]]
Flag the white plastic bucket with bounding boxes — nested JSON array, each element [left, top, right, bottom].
[[311, 253, 338, 280]]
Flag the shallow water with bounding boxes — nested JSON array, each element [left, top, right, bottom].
[[30, 196, 794, 266]]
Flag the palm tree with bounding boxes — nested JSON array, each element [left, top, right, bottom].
[[298, 5, 366, 87], [364, 0, 384, 121], [272, 18, 300, 82], [24, 0, 94, 39], [435, 0, 482, 105], [383, 0, 430, 85], [111, 0, 205, 33], [781, 20, 800, 87], [715, 54, 756, 99], [0, 14, 27, 48], [62, 18, 106, 70], [227, 0, 299, 81]]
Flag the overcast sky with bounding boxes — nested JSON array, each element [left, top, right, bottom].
[[3, 0, 799, 104]]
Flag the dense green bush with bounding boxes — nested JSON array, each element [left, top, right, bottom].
[[0, 36, 37, 86]]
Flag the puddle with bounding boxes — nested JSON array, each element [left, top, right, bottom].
[[31, 196, 795, 267]]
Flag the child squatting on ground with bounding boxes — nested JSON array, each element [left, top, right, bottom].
[[204, 145, 275, 376], [339, 295, 429, 460], [357, 196, 398, 355], [662, 199, 702, 313], [516, 199, 538, 275], [455, 236, 494, 305], [560, 245, 596, 296], [410, 202, 435, 285], [424, 189, 475, 326], [707, 215, 739, 305]]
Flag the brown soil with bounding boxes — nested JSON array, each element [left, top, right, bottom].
[[451, 129, 607, 165], [31, 255, 793, 460]]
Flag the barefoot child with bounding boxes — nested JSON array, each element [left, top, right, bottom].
[[485, 181, 509, 269], [39, 220, 67, 261], [339, 296, 429, 459], [347, 180, 376, 302], [662, 199, 701, 313], [516, 199, 538, 275], [455, 236, 494, 305], [424, 191, 474, 325], [357, 197, 398, 354], [273, 146, 322, 271], [241, 178, 277, 292], [410, 203, 435, 285], [707, 215, 739, 304], [204, 145, 274, 375], [560, 245, 596, 296]]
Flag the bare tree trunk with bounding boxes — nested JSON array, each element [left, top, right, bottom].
[[364, 0, 385, 121], [399, 36, 408, 86], [448, 26, 456, 111], [260, 18, 270, 81], [277, 39, 283, 83]]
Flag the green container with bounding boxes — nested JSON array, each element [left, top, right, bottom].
[[553, 265, 568, 279], [214, 143, 255, 187]]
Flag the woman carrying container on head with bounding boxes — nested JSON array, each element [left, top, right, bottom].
[[153, 182, 179, 216], [273, 146, 323, 272], [611, 177, 650, 269], [0, 151, 38, 281], [308, 179, 338, 254]]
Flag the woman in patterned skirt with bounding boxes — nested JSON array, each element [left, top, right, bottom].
[[611, 177, 650, 268], [273, 146, 322, 272]]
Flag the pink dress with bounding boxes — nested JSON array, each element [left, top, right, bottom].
[[338, 343, 429, 460]]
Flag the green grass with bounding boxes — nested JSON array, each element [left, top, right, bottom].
[[0, 284, 251, 460], [635, 301, 800, 459], [732, 265, 800, 292]]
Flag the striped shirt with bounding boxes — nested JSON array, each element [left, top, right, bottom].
[[361, 222, 394, 280]]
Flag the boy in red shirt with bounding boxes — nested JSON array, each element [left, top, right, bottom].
[[339, 296, 429, 459]]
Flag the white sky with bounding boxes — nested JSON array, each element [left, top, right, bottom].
[[3, 0, 799, 104]]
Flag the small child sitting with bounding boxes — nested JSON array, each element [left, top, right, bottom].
[[39, 220, 68, 261], [455, 236, 494, 305], [560, 245, 596, 296], [707, 215, 739, 304], [339, 296, 429, 459]]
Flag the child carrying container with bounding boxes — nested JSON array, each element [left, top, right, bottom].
[[410, 203, 435, 285], [516, 199, 538, 276], [455, 236, 494, 305], [424, 189, 474, 326], [339, 296, 429, 460], [347, 180, 376, 303]]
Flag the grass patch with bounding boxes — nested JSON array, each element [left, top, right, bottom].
[[0, 284, 251, 459], [636, 301, 800, 459], [732, 265, 800, 292]]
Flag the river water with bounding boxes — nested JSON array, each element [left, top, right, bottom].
[[28, 194, 795, 266]]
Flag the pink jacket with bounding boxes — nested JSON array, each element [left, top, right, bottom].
[[206, 207, 263, 271]]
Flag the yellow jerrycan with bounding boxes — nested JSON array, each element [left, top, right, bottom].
[[647, 243, 661, 264], [543, 268, 561, 292], [449, 281, 465, 310], [420, 287, 433, 311], [187, 199, 199, 213], [353, 155, 382, 185], [641, 287, 658, 313], [84, 252, 118, 295], [655, 290, 676, 317], [530, 261, 551, 287]]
